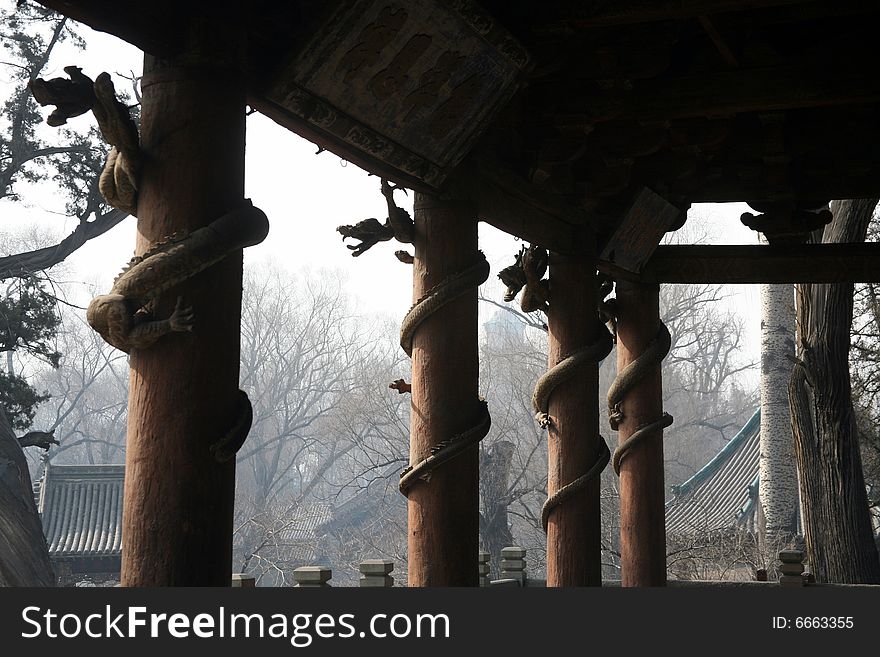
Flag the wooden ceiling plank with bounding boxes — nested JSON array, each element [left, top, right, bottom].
[[630, 243, 880, 283], [547, 61, 880, 125]]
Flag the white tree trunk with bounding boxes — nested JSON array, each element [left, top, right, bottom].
[[759, 283, 799, 543]]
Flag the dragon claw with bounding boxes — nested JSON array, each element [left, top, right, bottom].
[[169, 297, 195, 332]]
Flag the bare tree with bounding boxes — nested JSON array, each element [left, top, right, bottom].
[[232, 265, 383, 584], [29, 310, 128, 467]]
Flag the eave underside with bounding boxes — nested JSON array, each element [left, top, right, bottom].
[[35, 1, 880, 258]]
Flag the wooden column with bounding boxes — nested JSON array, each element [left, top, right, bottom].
[[615, 281, 666, 586], [121, 16, 246, 586], [408, 193, 480, 586], [546, 249, 603, 586]]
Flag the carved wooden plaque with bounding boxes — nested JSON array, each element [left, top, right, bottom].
[[599, 188, 682, 275], [264, 0, 530, 190]]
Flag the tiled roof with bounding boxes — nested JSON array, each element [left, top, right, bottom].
[[38, 464, 125, 559], [316, 471, 405, 536], [665, 410, 760, 535], [276, 504, 333, 543]]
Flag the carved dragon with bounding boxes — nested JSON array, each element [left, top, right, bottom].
[[31, 68, 140, 215], [32, 67, 269, 463], [397, 251, 492, 496], [498, 245, 550, 313], [86, 202, 268, 462], [337, 179, 414, 257], [86, 201, 269, 353], [32, 67, 271, 353]]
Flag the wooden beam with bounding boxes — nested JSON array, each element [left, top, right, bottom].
[[425, 156, 604, 254], [472, 162, 599, 254], [250, 96, 440, 197], [550, 62, 880, 125], [566, 0, 808, 27], [626, 243, 880, 284], [681, 159, 880, 203]]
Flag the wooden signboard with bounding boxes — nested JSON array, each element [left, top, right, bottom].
[[260, 0, 530, 191]]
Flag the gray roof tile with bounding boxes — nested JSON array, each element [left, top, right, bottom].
[[665, 410, 760, 535], [39, 464, 124, 558]]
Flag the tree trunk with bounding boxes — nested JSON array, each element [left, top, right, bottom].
[[479, 440, 515, 578], [758, 282, 799, 564], [0, 405, 54, 586], [789, 198, 880, 583]]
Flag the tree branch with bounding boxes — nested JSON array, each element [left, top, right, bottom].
[[0, 207, 128, 279]]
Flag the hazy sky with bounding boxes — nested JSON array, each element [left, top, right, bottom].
[[2, 10, 761, 382]]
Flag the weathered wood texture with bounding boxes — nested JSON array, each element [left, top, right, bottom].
[[789, 199, 880, 584], [469, 157, 596, 255], [408, 193, 480, 586], [545, 250, 602, 586], [633, 243, 880, 284], [121, 18, 246, 586], [614, 281, 666, 586]]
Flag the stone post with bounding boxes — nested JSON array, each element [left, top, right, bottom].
[[778, 550, 805, 587], [500, 546, 527, 585], [360, 559, 394, 587], [478, 550, 491, 587], [231, 573, 255, 587], [293, 566, 332, 587]]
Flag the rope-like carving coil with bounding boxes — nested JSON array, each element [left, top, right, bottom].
[[398, 252, 491, 496], [210, 390, 254, 463], [535, 322, 614, 532], [400, 254, 490, 356], [606, 321, 673, 475], [399, 400, 491, 495], [541, 438, 610, 532], [533, 328, 613, 428]]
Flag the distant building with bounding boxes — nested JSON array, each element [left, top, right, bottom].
[[36, 463, 124, 584], [665, 410, 762, 536], [483, 308, 526, 349]]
